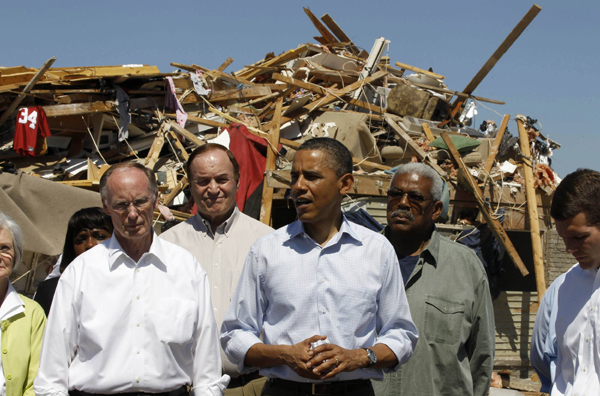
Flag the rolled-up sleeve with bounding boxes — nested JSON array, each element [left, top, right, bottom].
[[375, 247, 418, 372], [191, 271, 229, 396], [220, 247, 264, 372]]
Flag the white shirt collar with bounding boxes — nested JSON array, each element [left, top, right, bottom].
[[0, 282, 25, 322], [106, 231, 168, 271]]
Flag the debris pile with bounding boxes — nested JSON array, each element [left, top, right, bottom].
[[0, 5, 560, 393]]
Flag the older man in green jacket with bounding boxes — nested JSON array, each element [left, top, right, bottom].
[[372, 163, 495, 396]]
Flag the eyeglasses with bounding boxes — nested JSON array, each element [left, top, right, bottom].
[[111, 196, 153, 213], [386, 188, 431, 205]]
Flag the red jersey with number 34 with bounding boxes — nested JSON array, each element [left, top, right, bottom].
[[13, 106, 51, 157]]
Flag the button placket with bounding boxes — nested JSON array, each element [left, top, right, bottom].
[[132, 262, 145, 385]]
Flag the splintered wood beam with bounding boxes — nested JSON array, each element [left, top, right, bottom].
[[260, 96, 284, 225], [209, 86, 271, 102], [385, 115, 447, 177], [216, 57, 234, 73], [453, 4, 542, 105], [516, 115, 546, 298], [165, 120, 205, 147], [394, 62, 445, 80], [272, 73, 385, 114], [145, 124, 167, 170], [266, 170, 391, 197], [421, 122, 435, 141], [441, 131, 529, 276], [234, 44, 318, 80], [87, 158, 100, 181], [43, 101, 116, 117], [166, 113, 229, 129], [0, 56, 56, 127], [279, 138, 391, 173], [266, 70, 388, 128], [320, 13, 361, 55], [408, 81, 505, 105], [162, 176, 188, 206], [303, 7, 338, 44], [167, 130, 190, 161], [482, 114, 511, 185]]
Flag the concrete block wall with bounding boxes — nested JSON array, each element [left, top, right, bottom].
[[544, 229, 577, 286]]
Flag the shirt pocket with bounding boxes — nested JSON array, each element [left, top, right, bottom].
[[152, 298, 197, 344], [424, 295, 465, 345]]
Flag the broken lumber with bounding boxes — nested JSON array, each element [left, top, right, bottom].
[[516, 115, 546, 298], [260, 96, 284, 225], [482, 114, 511, 185], [384, 114, 447, 177], [0, 57, 56, 127], [441, 131, 529, 276]]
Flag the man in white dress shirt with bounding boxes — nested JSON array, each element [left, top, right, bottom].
[[34, 162, 229, 396], [160, 144, 273, 393], [549, 168, 600, 396]]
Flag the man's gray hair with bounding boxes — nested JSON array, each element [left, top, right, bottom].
[[391, 163, 444, 202], [0, 211, 24, 271], [99, 162, 158, 201]]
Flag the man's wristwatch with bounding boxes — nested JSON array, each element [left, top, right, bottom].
[[363, 348, 377, 367]]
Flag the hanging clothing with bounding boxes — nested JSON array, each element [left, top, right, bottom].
[[227, 123, 277, 213], [114, 85, 130, 142], [165, 77, 187, 127], [13, 107, 51, 157]]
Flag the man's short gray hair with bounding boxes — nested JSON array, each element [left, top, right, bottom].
[[0, 211, 24, 271], [99, 162, 158, 201], [391, 163, 444, 202]]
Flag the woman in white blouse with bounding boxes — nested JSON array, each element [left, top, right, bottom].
[[0, 211, 46, 396]]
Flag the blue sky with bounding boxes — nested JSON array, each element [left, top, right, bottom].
[[1, 0, 597, 177]]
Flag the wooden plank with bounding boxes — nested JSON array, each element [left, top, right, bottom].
[[421, 122, 435, 141], [267, 170, 391, 197], [272, 73, 385, 114], [303, 7, 338, 44], [87, 158, 100, 181], [47, 65, 161, 79], [408, 81, 505, 105], [279, 137, 391, 173], [385, 115, 447, 177], [516, 115, 546, 299], [209, 86, 271, 102], [0, 57, 56, 127], [234, 44, 321, 80], [260, 96, 284, 225], [454, 4, 542, 103], [166, 113, 228, 129], [441, 131, 529, 276], [266, 70, 388, 128], [162, 176, 188, 206], [320, 13, 361, 55], [482, 114, 510, 185], [43, 101, 115, 117], [167, 130, 190, 161], [394, 61, 445, 80], [144, 126, 166, 170], [166, 120, 205, 147], [216, 57, 234, 73]]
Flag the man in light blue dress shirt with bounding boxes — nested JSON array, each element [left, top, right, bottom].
[[530, 272, 567, 393], [220, 138, 418, 396]]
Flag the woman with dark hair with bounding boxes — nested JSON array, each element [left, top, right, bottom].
[[34, 208, 113, 316]]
